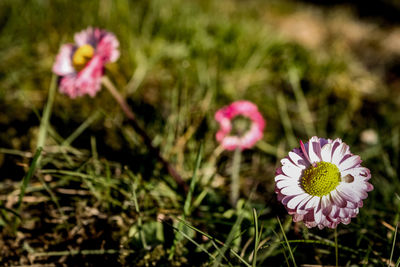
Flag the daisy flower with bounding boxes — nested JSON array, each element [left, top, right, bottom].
[[215, 100, 265, 151], [275, 136, 373, 229], [52, 27, 120, 98]]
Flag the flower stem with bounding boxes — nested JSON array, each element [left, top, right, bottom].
[[101, 76, 188, 195], [334, 228, 339, 267], [230, 148, 242, 206]]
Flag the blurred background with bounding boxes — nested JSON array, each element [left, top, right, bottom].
[[0, 0, 400, 266]]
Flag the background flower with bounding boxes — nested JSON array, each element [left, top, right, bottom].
[[215, 100, 265, 151], [52, 27, 120, 98], [275, 136, 373, 229]]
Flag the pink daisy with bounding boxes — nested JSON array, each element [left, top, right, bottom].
[[52, 27, 120, 98], [275, 136, 373, 229], [215, 100, 266, 151]]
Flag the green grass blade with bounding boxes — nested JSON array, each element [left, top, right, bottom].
[[288, 68, 316, 137], [184, 143, 203, 217], [169, 223, 217, 262], [36, 74, 57, 166], [263, 239, 362, 254], [169, 144, 203, 259], [62, 110, 102, 146], [280, 239, 291, 267], [0, 148, 33, 158], [176, 217, 251, 267], [252, 208, 260, 267], [210, 240, 234, 267], [30, 249, 135, 257], [213, 205, 250, 267], [389, 223, 399, 267], [16, 147, 42, 212], [13, 147, 43, 231], [166, 214, 216, 261], [276, 92, 297, 148], [277, 217, 297, 267], [132, 183, 148, 249]]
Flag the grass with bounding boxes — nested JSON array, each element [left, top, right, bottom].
[[0, 0, 400, 265]]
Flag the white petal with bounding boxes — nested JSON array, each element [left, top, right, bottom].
[[330, 190, 347, 208], [320, 143, 333, 162], [288, 151, 308, 169], [293, 214, 304, 222], [331, 143, 347, 165], [297, 195, 313, 214], [305, 196, 320, 210], [282, 195, 296, 205], [308, 137, 321, 163], [305, 221, 318, 228], [336, 184, 361, 203], [281, 158, 293, 166], [281, 185, 304, 196], [339, 155, 361, 172], [329, 205, 339, 218], [346, 181, 368, 199], [275, 174, 290, 182], [282, 164, 302, 179], [341, 217, 351, 224], [341, 167, 371, 181], [314, 207, 323, 224], [276, 179, 296, 189], [346, 201, 357, 209], [287, 194, 309, 209], [347, 208, 359, 217], [339, 208, 349, 218], [321, 195, 333, 216], [331, 205, 341, 218]]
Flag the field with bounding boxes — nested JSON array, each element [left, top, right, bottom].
[[1, 0, 400, 266]]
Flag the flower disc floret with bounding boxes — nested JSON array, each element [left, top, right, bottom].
[[301, 162, 340, 197], [72, 44, 95, 71]]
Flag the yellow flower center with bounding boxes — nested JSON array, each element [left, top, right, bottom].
[[72, 44, 95, 71], [301, 162, 341, 197]]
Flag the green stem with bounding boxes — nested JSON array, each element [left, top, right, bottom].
[[101, 76, 188, 195], [252, 208, 259, 267], [256, 140, 278, 157], [335, 228, 339, 267], [230, 148, 242, 207]]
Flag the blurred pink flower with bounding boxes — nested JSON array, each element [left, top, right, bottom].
[[52, 27, 120, 98], [215, 100, 265, 150], [275, 136, 373, 229]]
